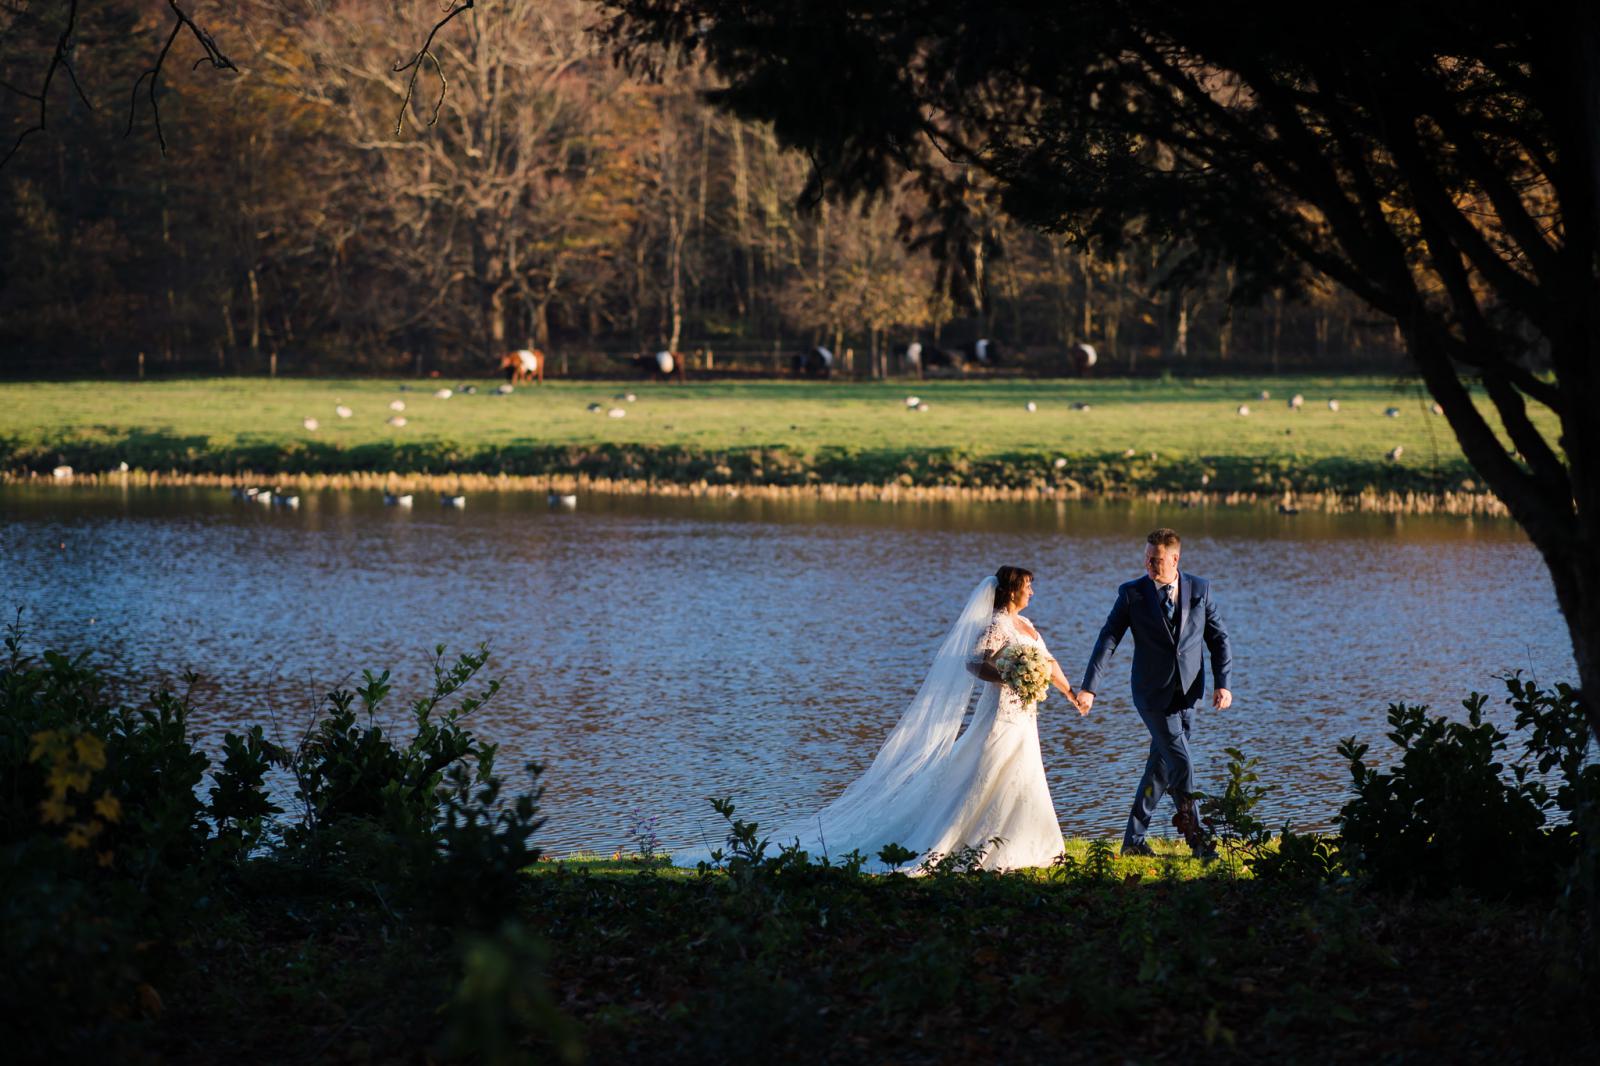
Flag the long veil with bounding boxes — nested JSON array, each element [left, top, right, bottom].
[[680, 576, 999, 866]]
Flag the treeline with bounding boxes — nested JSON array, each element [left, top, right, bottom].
[[0, 0, 1407, 377]]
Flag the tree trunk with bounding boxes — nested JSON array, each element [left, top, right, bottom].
[[247, 268, 262, 361], [731, 122, 752, 319], [668, 207, 685, 353]]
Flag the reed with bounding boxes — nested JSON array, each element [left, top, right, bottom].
[[6, 467, 1511, 515]]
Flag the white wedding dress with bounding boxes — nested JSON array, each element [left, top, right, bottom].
[[679, 577, 1065, 873]]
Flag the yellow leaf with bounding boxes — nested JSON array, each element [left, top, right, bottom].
[[64, 824, 92, 849], [29, 729, 61, 763], [51, 767, 93, 794], [39, 795, 72, 825], [94, 791, 122, 823], [74, 733, 107, 771]]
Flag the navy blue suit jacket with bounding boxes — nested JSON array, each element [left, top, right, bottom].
[[1080, 572, 1232, 713]]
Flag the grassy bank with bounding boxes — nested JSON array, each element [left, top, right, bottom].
[[151, 849, 1587, 1064], [0, 376, 1540, 505]]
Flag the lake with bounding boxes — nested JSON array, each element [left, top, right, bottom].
[[0, 485, 1575, 855]]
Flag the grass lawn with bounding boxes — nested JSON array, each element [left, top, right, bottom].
[[1, 374, 1529, 460]]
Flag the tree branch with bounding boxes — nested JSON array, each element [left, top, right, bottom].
[[0, 0, 79, 171], [124, 1, 238, 155], [393, 0, 475, 136]]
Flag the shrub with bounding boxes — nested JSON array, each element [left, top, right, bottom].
[[1336, 676, 1594, 897], [1249, 825, 1344, 885], [1197, 746, 1275, 873], [0, 628, 558, 1054]]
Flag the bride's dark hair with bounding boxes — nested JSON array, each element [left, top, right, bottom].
[[994, 566, 1034, 610]]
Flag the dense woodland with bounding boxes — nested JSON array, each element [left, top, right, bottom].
[[0, 0, 1408, 377]]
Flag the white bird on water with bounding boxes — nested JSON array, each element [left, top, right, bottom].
[[440, 493, 466, 508], [272, 491, 300, 508], [549, 493, 578, 509], [383, 492, 414, 507]]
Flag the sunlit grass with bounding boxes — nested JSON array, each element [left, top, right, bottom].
[[0, 374, 1546, 470], [539, 836, 1227, 881]]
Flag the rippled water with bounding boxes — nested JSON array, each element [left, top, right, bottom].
[[0, 485, 1575, 853]]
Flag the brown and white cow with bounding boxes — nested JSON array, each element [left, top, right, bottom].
[[500, 349, 545, 384]]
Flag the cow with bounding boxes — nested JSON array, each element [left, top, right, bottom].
[[791, 345, 834, 378], [629, 350, 687, 382], [1070, 343, 1098, 378], [500, 349, 544, 384]]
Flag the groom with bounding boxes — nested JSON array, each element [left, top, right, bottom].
[[1076, 528, 1233, 858]]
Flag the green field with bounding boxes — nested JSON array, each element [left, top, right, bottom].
[[0, 376, 1542, 497]]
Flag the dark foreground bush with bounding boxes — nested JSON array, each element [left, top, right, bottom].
[[0, 630, 557, 1061], [1337, 675, 1596, 898]]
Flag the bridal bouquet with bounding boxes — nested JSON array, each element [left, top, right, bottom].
[[994, 643, 1051, 705]]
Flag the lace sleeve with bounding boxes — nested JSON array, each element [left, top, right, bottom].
[[975, 614, 1009, 658]]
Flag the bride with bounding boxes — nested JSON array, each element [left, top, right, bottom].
[[686, 566, 1083, 872]]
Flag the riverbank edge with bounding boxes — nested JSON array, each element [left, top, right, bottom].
[[5, 467, 1507, 514]]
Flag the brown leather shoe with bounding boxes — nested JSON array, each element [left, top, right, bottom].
[[1172, 800, 1205, 852]]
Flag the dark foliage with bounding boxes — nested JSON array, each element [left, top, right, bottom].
[[1337, 676, 1596, 897], [0, 627, 555, 1058]]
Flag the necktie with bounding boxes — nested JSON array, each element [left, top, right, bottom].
[[1160, 584, 1176, 628]]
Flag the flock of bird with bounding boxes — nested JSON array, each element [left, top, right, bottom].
[[1228, 389, 1437, 461], [301, 382, 517, 432], [230, 485, 578, 511]]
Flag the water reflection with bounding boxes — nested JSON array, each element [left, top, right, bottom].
[[0, 485, 1573, 854]]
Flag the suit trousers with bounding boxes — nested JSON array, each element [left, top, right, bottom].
[[1124, 691, 1197, 847]]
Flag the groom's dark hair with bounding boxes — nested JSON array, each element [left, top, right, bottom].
[[994, 566, 1034, 609], [1147, 528, 1181, 549]]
